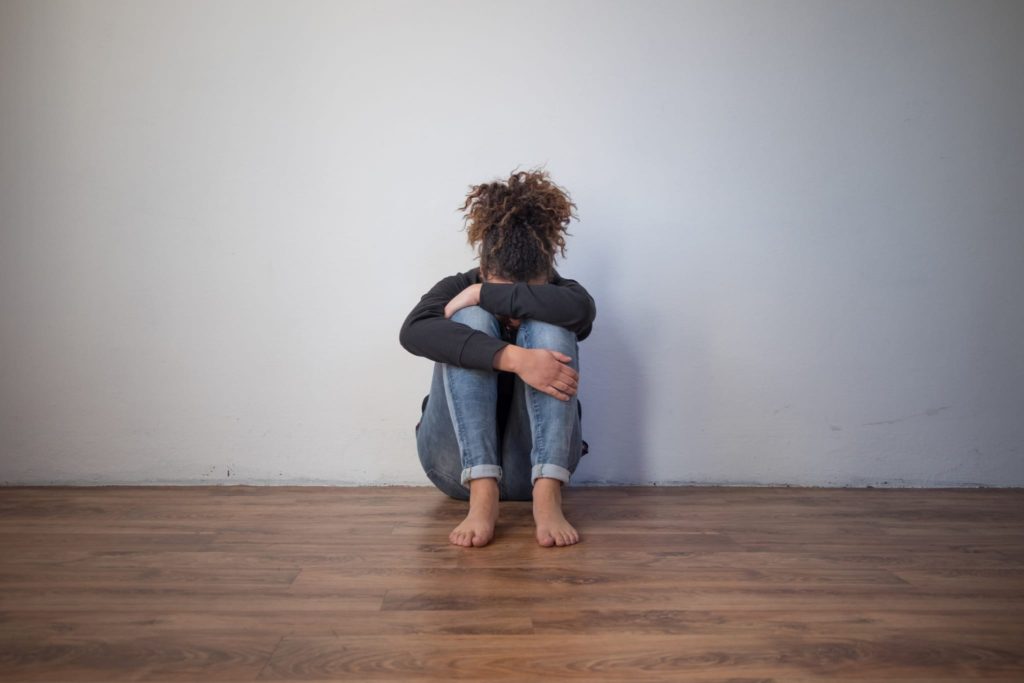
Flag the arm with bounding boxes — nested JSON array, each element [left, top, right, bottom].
[[400, 272, 582, 399], [478, 272, 597, 341], [399, 273, 511, 370]]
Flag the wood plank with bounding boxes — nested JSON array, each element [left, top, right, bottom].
[[257, 633, 1024, 680]]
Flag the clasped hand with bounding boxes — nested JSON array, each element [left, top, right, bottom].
[[445, 284, 578, 401]]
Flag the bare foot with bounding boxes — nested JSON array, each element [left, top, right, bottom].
[[532, 477, 580, 547], [450, 477, 499, 547]]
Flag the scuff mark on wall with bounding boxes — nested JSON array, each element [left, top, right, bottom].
[[862, 406, 952, 426]]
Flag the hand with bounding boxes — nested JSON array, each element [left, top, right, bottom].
[[444, 283, 482, 319], [514, 348, 579, 401]]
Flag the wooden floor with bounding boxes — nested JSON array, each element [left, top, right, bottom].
[[0, 485, 1022, 681]]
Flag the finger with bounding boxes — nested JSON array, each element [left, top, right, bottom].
[[551, 350, 572, 362], [554, 380, 576, 396], [546, 385, 570, 401], [559, 366, 579, 382], [555, 374, 577, 391]]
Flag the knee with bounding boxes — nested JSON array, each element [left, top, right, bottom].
[[519, 319, 578, 354], [450, 305, 500, 335]]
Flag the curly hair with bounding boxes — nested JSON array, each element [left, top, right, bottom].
[[457, 166, 578, 282]]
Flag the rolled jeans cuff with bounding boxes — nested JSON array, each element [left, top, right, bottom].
[[531, 463, 572, 486], [460, 464, 503, 487]]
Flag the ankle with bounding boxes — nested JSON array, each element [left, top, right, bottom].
[[533, 477, 563, 494], [469, 477, 499, 500]]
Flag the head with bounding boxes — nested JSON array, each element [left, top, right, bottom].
[[458, 166, 578, 284]]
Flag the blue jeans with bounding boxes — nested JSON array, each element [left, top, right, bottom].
[[415, 305, 584, 501]]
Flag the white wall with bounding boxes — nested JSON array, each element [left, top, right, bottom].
[[1, 0, 1022, 487]]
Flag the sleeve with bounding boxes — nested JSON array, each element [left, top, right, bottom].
[[399, 273, 511, 370], [478, 273, 597, 341]]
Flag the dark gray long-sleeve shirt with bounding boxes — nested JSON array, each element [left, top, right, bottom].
[[399, 266, 597, 370]]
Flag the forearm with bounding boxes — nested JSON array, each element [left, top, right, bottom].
[[492, 344, 524, 373], [479, 280, 596, 338]]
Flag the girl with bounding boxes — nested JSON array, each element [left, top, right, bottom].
[[399, 168, 596, 548]]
